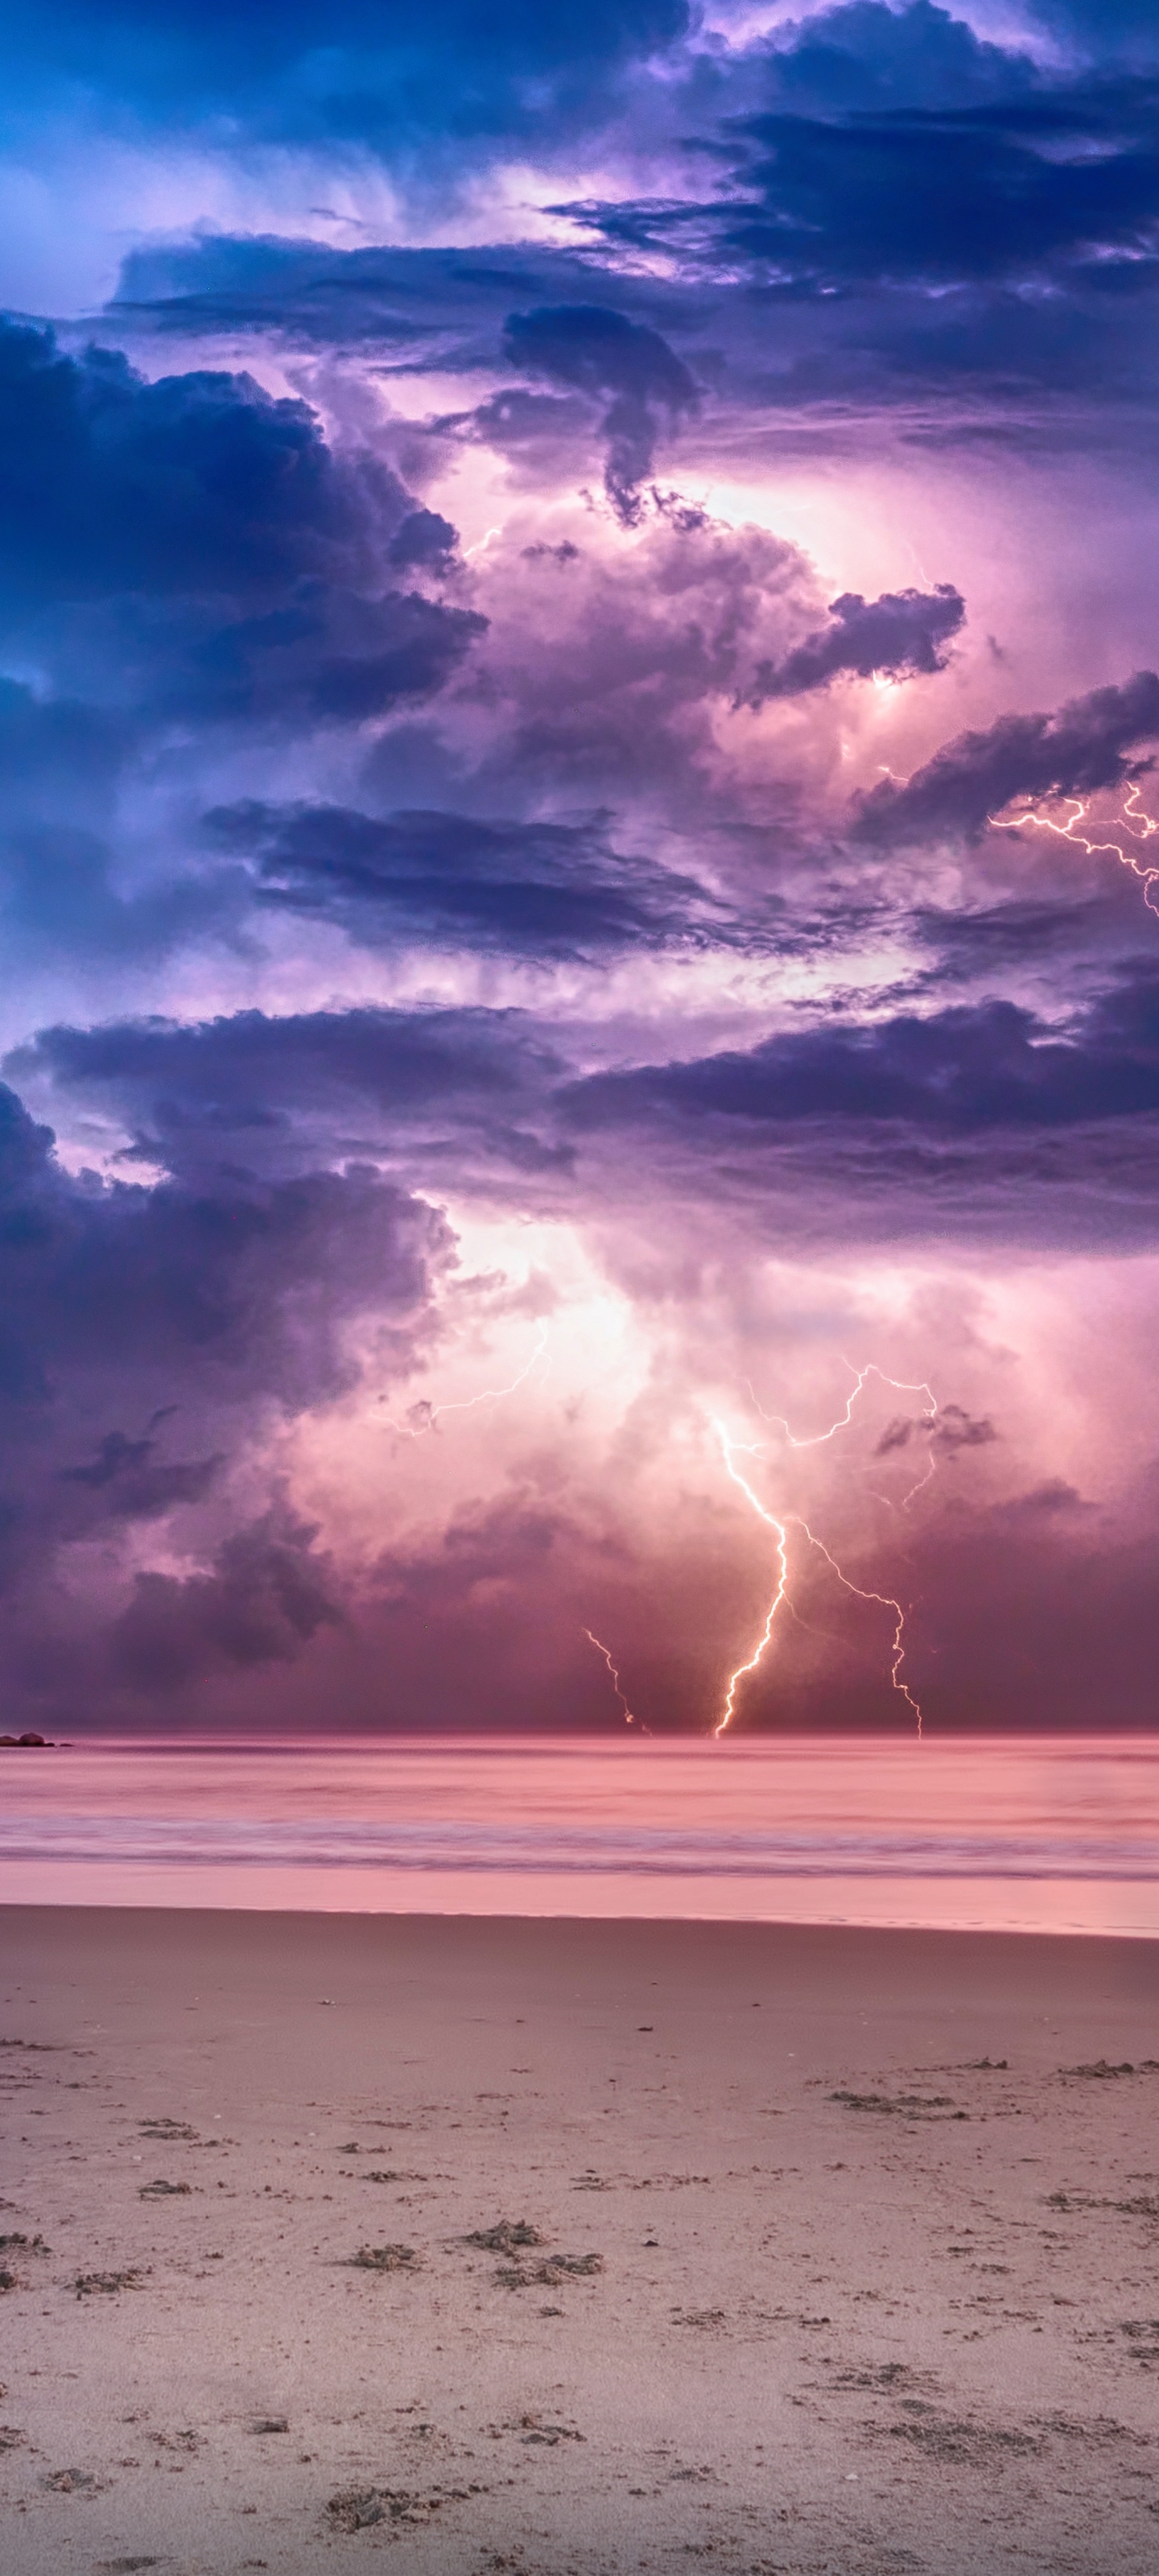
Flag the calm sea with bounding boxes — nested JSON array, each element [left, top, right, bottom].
[[1, 1736, 1157, 1934]]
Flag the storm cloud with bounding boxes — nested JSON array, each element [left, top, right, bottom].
[[742, 584, 965, 708], [207, 799, 724, 959], [503, 306, 697, 522], [857, 671, 1159, 842], [0, 0, 1157, 1728]]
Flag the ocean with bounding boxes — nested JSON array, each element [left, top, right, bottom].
[[1, 1735, 1157, 1934]]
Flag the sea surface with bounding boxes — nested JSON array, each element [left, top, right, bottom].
[[1, 1736, 1157, 1934]]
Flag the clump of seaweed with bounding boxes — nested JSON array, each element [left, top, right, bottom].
[[326, 2484, 475, 2531], [496, 2252, 604, 2291], [327, 2488, 388, 2532], [465, 2220, 543, 2255], [831, 2091, 967, 2120], [349, 2244, 418, 2273], [73, 2268, 146, 2298], [1060, 2060, 1155, 2082], [1048, 2189, 1159, 2217]]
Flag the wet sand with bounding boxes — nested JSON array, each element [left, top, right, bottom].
[[1, 1907, 1157, 2575]]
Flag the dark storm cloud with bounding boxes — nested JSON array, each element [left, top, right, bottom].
[[112, 1507, 340, 1690], [563, 984, 1159, 1137], [205, 799, 724, 960], [0, 320, 485, 727], [563, 65, 1159, 293], [0, 1077, 443, 1412], [23, 968, 1159, 1210], [10, 1003, 568, 1183], [857, 670, 1159, 842], [0, 1018, 560, 1720], [0, 1071, 447, 1611], [741, 583, 964, 708], [0, 1055, 461, 1707], [763, 2, 1040, 115], [0, 319, 386, 605], [502, 307, 697, 522]]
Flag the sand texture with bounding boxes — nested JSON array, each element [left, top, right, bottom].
[[1, 1909, 1157, 2576]]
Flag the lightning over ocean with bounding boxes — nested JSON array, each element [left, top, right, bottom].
[[8, 12, 1159, 2571]]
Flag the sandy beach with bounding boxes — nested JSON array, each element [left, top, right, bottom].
[[2, 1909, 1157, 2575]]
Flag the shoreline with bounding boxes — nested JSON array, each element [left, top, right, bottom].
[[2, 1864, 1158, 1934]]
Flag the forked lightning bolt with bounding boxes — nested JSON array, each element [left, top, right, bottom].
[[989, 780, 1159, 914], [711, 1381, 929, 1737]]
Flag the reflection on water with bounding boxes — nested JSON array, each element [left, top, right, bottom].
[[2, 1736, 1157, 1934]]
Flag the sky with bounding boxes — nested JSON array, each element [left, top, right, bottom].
[[2, 0, 1159, 1736]]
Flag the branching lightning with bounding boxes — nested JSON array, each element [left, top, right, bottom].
[[792, 1517, 923, 1736], [711, 1368, 934, 1739], [382, 1320, 549, 1436], [583, 1628, 647, 1731], [746, 1359, 938, 1508], [745, 1359, 936, 1451], [989, 780, 1159, 914]]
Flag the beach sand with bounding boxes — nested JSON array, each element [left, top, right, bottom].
[[1, 1908, 1157, 2575]]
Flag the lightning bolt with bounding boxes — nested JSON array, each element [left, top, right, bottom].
[[382, 1320, 549, 1435], [711, 1421, 790, 1740], [711, 1406, 926, 1740], [583, 1628, 648, 1731], [989, 780, 1159, 914]]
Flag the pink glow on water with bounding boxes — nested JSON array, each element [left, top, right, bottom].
[[2, 1736, 1157, 1935]]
